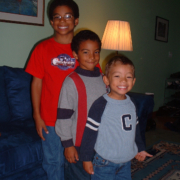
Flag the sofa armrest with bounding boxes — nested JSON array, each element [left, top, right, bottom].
[[127, 92, 154, 147]]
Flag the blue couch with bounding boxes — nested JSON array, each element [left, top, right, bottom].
[[0, 66, 47, 180], [0, 66, 154, 180]]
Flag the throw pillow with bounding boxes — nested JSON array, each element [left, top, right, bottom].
[[4, 66, 33, 121]]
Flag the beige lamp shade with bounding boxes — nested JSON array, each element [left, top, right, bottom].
[[102, 20, 133, 51]]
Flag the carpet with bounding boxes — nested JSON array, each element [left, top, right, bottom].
[[131, 141, 180, 180]]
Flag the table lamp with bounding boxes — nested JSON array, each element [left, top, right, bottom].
[[102, 20, 133, 54]]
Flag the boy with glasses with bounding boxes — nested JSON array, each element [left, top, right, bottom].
[[25, 0, 80, 179]]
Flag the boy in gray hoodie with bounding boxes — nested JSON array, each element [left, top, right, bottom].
[[55, 30, 106, 180]]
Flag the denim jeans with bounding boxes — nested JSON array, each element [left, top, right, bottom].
[[91, 153, 132, 180], [42, 126, 64, 180], [64, 158, 91, 180]]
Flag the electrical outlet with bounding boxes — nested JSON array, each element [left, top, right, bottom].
[[168, 51, 172, 58]]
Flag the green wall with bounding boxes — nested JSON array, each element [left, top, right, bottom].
[[0, 0, 180, 111]]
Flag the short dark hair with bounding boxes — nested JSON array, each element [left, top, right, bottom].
[[71, 30, 101, 54], [105, 55, 135, 77], [48, 0, 79, 21]]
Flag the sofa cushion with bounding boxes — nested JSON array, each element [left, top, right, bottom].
[[0, 119, 43, 178], [127, 92, 154, 146], [1, 163, 47, 180], [0, 67, 11, 122], [3, 66, 33, 121]]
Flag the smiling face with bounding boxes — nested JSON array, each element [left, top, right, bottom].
[[73, 40, 100, 71], [103, 62, 136, 100], [50, 5, 79, 38]]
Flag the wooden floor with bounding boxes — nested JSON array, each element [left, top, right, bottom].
[[154, 116, 177, 130], [145, 115, 180, 147]]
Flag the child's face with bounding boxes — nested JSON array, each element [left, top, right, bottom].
[[103, 62, 136, 100], [73, 40, 100, 71], [50, 5, 79, 37]]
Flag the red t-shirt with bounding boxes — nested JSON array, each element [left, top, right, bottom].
[[26, 37, 102, 126], [26, 38, 79, 126]]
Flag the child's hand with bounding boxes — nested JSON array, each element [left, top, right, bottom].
[[135, 151, 153, 161], [64, 146, 79, 163], [34, 116, 48, 141], [31, 77, 48, 141], [83, 161, 94, 175]]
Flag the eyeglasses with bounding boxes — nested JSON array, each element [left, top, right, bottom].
[[53, 14, 74, 21]]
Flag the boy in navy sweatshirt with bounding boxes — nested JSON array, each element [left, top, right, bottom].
[[80, 55, 152, 180]]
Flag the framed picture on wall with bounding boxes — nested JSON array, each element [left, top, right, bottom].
[[0, 0, 44, 26], [155, 16, 169, 42]]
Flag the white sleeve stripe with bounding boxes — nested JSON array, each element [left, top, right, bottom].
[[86, 124, 98, 131], [87, 117, 100, 126], [136, 116, 139, 124]]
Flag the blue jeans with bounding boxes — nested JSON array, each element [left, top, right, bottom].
[[64, 158, 91, 180], [42, 126, 64, 180], [91, 153, 132, 180]]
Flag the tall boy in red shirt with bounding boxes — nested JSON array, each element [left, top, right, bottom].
[[25, 0, 79, 179]]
